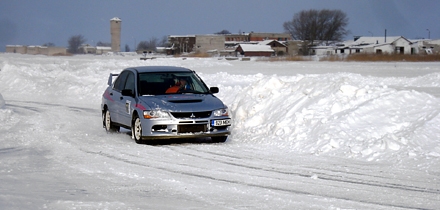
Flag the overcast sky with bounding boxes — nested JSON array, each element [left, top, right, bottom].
[[1, 0, 439, 51]]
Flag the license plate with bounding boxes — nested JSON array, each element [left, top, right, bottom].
[[211, 119, 231, 126], [178, 124, 207, 133]]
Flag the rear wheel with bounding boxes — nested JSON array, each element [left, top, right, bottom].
[[132, 116, 143, 144], [103, 110, 119, 132], [211, 136, 228, 143]]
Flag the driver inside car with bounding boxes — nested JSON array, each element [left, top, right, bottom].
[[165, 78, 191, 93]]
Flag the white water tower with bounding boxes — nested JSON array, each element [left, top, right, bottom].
[[110, 17, 121, 52]]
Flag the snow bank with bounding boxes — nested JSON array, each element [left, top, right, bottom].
[[228, 73, 440, 161]]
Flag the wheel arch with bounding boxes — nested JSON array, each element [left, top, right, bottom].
[[102, 104, 109, 127], [131, 110, 141, 126], [102, 104, 109, 114]]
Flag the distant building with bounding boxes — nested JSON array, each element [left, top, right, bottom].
[[168, 35, 196, 54], [168, 32, 291, 56], [194, 35, 225, 54], [78, 44, 112, 55], [48, 47, 67, 55], [27, 45, 42, 55], [165, 34, 225, 54], [248, 32, 292, 42], [235, 44, 274, 57], [347, 36, 413, 54], [5, 45, 27, 54], [79, 44, 96, 54], [225, 33, 249, 42], [110, 17, 121, 52], [258, 40, 287, 56], [310, 36, 418, 55], [411, 39, 440, 55], [6, 45, 66, 55], [285, 40, 303, 56], [96, 46, 112, 55]]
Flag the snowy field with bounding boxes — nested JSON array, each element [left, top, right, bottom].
[[1, 53, 439, 209]]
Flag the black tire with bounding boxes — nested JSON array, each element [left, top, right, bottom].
[[132, 116, 143, 144], [103, 110, 119, 132], [211, 136, 228, 143]]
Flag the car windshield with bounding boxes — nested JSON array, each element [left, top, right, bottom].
[[138, 72, 210, 95]]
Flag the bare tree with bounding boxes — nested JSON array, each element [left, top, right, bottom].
[[125, 44, 131, 52], [283, 9, 349, 55], [158, 36, 168, 47], [319, 10, 349, 45], [137, 41, 148, 51], [147, 37, 159, 49], [214, 30, 231, 35], [67, 35, 86, 54], [42, 42, 55, 47]]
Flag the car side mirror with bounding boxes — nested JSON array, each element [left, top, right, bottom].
[[210, 87, 219, 94], [121, 89, 134, 97]]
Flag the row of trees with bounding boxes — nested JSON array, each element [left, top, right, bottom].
[[67, 9, 348, 55], [136, 36, 168, 52]]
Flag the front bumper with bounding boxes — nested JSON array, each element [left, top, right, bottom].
[[139, 117, 231, 140]]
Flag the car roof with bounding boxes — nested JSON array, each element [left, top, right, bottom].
[[128, 66, 192, 73]]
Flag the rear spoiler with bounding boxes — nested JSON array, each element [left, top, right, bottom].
[[107, 73, 119, 86]]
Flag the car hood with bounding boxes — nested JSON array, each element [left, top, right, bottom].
[[139, 94, 225, 112]]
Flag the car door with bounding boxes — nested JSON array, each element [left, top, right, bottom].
[[119, 71, 137, 126], [109, 70, 129, 124]]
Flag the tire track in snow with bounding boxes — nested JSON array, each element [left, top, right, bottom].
[[169, 146, 440, 194], [79, 146, 438, 210], [7, 100, 97, 114]]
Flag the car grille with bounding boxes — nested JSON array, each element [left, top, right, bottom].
[[171, 111, 212, 119]]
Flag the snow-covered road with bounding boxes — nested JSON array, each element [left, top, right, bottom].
[[1, 54, 439, 209]]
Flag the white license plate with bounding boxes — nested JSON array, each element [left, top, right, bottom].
[[212, 119, 231, 126]]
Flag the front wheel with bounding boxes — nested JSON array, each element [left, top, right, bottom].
[[132, 116, 143, 144], [211, 136, 228, 143]]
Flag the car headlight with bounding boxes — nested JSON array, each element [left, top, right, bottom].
[[213, 107, 229, 117], [143, 109, 171, 119]]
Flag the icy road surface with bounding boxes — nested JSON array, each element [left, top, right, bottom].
[[1, 54, 439, 209]]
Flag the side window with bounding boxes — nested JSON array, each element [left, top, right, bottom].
[[113, 71, 129, 91], [124, 72, 136, 95]]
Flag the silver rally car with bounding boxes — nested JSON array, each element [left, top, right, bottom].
[[101, 66, 231, 143]]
